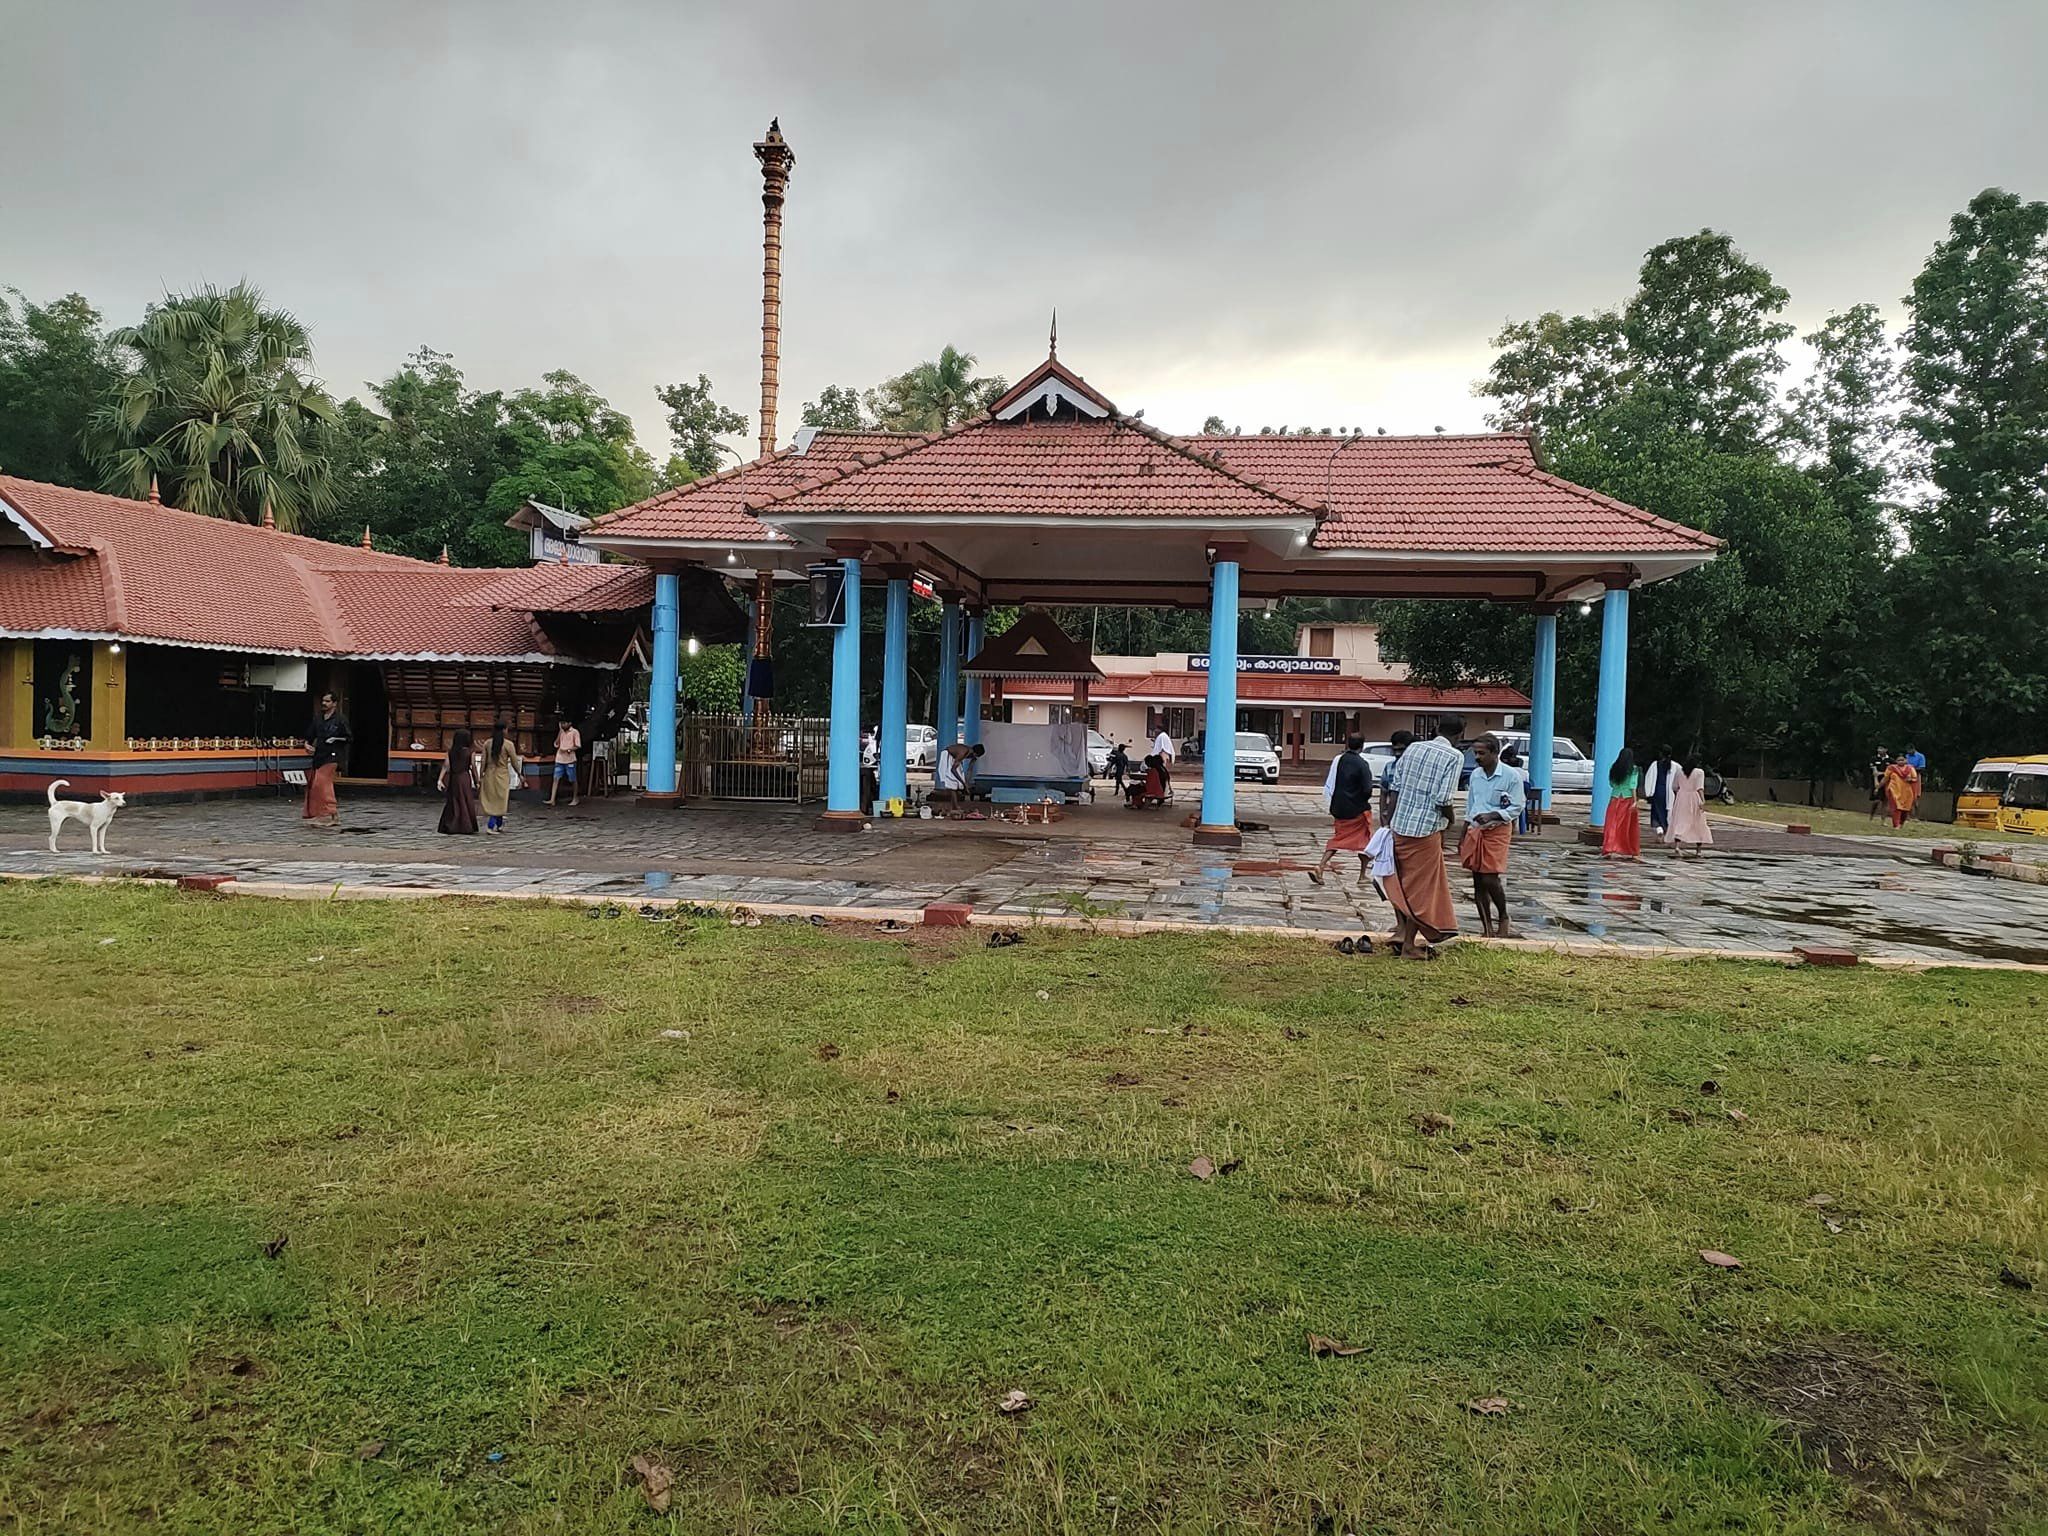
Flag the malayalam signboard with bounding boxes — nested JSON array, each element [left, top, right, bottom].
[[1187, 654, 1342, 675]]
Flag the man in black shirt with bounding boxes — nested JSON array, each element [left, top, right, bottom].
[[304, 691, 349, 827], [1307, 735, 1375, 887]]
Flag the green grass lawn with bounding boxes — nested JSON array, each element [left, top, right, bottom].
[[1718, 800, 2044, 846], [2, 883, 2044, 1535]]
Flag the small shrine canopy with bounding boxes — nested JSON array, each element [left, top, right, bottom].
[[584, 352, 1720, 606], [961, 609, 1102, 683]]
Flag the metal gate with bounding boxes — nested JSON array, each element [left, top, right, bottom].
[[681, 711, 830, 802]]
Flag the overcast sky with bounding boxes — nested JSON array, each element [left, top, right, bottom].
[[5, 1, 2045, 457]]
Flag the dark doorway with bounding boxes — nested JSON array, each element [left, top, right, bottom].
[[345, 665, 388, 780]]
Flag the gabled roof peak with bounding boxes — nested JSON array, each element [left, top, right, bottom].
[[989, 353, 1117, 421]]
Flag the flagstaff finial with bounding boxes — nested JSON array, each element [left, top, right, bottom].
[[147, 474, 162, 505], [360, 525, 373, 550], [1049, 308, 1058, 359]]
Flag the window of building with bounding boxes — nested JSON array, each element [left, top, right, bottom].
[[1412, 713, 1440, 739], [1308, 710, 1352, 744], [1048, 703, 1098, 726], [1159, 706, 1198, 743], [1307, 627, 1335, 658]]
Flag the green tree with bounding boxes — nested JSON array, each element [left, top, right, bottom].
[[1394, 230, 1858, 772], [1895, 187, 2048, 786], [1621, 232, 1792, 451], [1776, 305, 1908, 782], [0, 288, 125, 487], [1477, 310, 1627, 441], [329, 349, 519, 563], [489, 370, 655, 520], [331, 352, 656, 565], [655, 374, 748, 476], [800, 385, 871, 431], [88, 281, 338, 528], [869, 346, 1006, 433]]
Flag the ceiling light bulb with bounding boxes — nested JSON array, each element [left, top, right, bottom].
[[686, 636, 701, 656], [1577, 602, 1593, 617]]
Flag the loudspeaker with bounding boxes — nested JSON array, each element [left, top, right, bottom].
[[806, 563, 847, 627]]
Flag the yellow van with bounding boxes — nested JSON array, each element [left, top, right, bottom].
[[1998, 759, 2048, 838], [1956, 757, 2026, 830]]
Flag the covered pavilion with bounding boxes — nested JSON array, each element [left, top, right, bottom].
[[584, 350, 1720, 848]]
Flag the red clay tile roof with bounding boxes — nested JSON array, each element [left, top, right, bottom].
[[1010, 671, 1528, 709], [584, 433, 902, 544], [744, 414, 1323, 520], [1186, 433, 1719, 554], [454, 563, 656, 613], [0, 475, 638, 663], [582, 360, 1716, 560]]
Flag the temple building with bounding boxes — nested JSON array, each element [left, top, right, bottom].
[[0, 475, 740, 797]]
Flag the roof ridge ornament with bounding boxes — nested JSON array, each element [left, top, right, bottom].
[[1048, 308, 1057, 360]]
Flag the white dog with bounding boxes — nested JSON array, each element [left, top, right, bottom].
[[46, 779, 126, 855]]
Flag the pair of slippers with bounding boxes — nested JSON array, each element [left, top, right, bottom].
[[1331, 935, 1375, 956]]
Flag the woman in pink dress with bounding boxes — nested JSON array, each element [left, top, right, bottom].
[[1665, 758, 1712, 856]]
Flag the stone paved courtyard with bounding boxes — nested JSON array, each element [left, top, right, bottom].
[[5, 786, 2047, 966]]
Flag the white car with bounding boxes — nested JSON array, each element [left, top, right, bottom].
[[906, 724, 939, 769], [1488, 730, 1594, 794], [1232, 731, 1282, 784]]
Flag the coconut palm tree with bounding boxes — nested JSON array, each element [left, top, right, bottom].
[[872, 345, 1005, 433], [90, 282, 338, 529]]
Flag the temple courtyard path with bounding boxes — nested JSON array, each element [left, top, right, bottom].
[[4, 787, 2047, 967], [0, 885, 2042, 1532]]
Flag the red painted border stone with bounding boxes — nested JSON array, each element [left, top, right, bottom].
[[922, 902, 972, 927], [1794, 944, 1859, 967], [1785, 823, 1812, 835], [177, 874, 234, 893]]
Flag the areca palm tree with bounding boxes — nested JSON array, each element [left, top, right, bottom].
[[873, 345, 1005, 433], [90, 282, 338, 528]]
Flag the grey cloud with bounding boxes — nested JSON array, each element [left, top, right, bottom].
[[3, 0, 2043, 448]]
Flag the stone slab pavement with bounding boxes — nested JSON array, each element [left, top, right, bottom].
[[5, 786, 2047, 967]]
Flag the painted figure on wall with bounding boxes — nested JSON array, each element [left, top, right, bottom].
[[40, 652, 82, 738]]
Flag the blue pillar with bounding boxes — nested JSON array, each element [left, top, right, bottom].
[[936, 597, 961, 749], [1196, 559, 1240, 844], [878, 573, 910, 809], [647, 570, 680, 796], [963, 609, 986, 748], [1589, 585, 1629, 827], [739, 596, 758, 727], [825, 558, 863, 816], [1529, 609, 1558, 810]]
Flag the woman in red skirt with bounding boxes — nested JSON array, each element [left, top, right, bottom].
[[1600, 747, 1642, 857]]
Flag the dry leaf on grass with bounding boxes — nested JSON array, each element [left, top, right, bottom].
[[1667, 1108, 1696, 1124], [1189, 1155, 1216, 1181], [260, 1235, 288, 1260], [1725, 1106, 1749, 1124], [1803, 1193, 1835, 1208], [1700, 1078, 1721, 1095], [355, 1439, 385, 1460], [1699, 1249, 1743, 1269], [1464, 1396, 1513, 1416], [1411, 1111, 1455, 1137], [1306, 1332, 1366, 1358], [1999, 1265, 2034, 1291], [997, 1389, 1034, 1415], [815, 1042, 840, 1061], [629, 1453, 675, 1513]]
